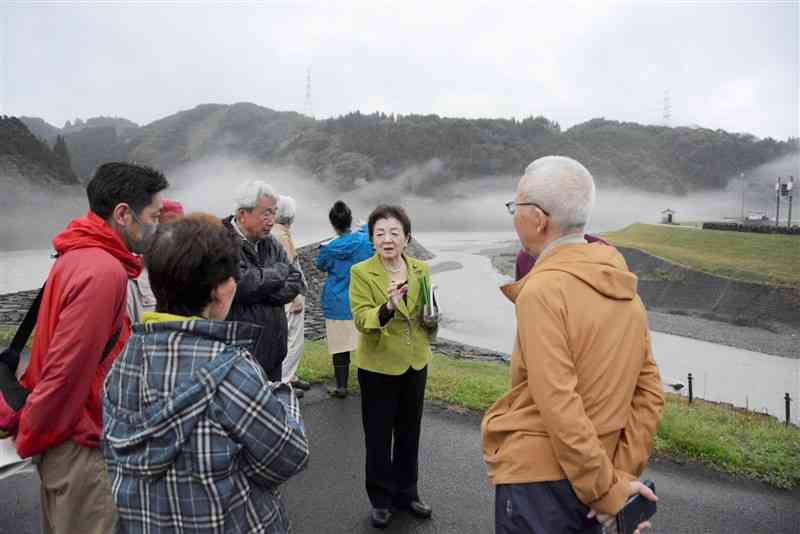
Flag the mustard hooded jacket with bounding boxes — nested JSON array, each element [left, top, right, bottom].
[[481, 242, 664, 515]]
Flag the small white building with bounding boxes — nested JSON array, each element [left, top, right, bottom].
[[661, 209, 676, 224]]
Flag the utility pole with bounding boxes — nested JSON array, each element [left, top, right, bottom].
[[740, 171, 745, 221], [303, 68, 314, 119], [663, 89, 672, 126], [787, 176, 794, 228], [775, 177, 781, 226]]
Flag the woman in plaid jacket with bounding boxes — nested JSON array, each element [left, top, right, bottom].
[[102, 214, 310, 534]]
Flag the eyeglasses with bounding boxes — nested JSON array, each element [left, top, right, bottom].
[[505, 200, 550, 216]]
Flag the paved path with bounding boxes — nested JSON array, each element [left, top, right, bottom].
[[1, 386, 798, 533]]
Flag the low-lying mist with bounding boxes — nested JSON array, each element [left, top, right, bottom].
[[2, 152, 797, 252], [170, 155, 800, 246]]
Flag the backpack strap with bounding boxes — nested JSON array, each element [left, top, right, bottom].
[[100, 327, 121, 363]]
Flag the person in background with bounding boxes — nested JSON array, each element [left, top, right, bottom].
[[514, 234, 610, 280], [482, 156, 663, 534], [223, 181, 305, 382], [349, 205, 438, 529], [316, 200, 373, 398], [103, 214, 309, 533], [126, 198, 184, 324], [273, 195, 311, 398], [12, 162, 167, 534]]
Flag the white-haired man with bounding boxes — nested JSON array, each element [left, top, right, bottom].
[[224, 181, 305, 382], [272, 195, 311, 394], [481, 156, 664, 533]]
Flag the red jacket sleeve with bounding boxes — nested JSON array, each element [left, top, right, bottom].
[[16, 265, 126, 457]]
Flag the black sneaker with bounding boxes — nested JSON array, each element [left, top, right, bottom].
[[291, 379, 311, 391], [370, 508, 392, 529]]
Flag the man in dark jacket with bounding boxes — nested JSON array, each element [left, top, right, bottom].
[[224, 180, 304, 382]]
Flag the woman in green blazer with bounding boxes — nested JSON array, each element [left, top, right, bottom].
[[349, 205, 437, 529]]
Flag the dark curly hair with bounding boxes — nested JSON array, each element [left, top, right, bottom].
[[87, 162, 169, 219], [146, 214, 239, 317], [367, 205, 412, 242]]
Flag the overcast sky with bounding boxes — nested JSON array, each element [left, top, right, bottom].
[[1, 1, 797, 139]]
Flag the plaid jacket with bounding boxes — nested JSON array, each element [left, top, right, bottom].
[[102, 318, 309, 534]]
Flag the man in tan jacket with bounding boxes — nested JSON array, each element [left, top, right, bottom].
[[482, 156, 665, 533]]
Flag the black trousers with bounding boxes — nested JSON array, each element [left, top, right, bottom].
[[495, 481, 602, 534], [357, 366, 427, 509]]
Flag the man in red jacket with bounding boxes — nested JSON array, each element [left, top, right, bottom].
[[18, 162, 168, 534]]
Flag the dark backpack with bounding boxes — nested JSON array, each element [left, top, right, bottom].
[[0, 286, 119, 438]]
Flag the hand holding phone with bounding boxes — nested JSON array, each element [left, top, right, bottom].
[[615, 480, 657, 534]]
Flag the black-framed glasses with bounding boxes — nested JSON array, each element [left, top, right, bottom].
[[505, 200, 550, 216]]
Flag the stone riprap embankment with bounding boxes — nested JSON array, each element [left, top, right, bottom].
[[2, 238, 509, 362], [0, 290, 38, 326], [489, 243, 799, 358]]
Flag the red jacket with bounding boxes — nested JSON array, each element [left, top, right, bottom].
[[16, 212, 142, 458]]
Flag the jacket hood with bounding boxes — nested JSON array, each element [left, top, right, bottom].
[[501, 243, 637, 303], [53, 211, 143, 279], [322, 230, 372, 259], [103, 319, 261, 477]]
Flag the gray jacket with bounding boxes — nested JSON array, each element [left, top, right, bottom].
[[223, 216, 305, 380]]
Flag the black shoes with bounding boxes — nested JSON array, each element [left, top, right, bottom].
[[369, 499, 432, 527], [327, 387, 348, 398], [291, 379, 311, 391], [328, 363, 349, 398], [406, 499, 433, 519], [370, 508, 392, 529]]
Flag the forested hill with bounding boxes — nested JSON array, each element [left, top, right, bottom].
[[20, 105, 799, 195], [0, 117, 78, 185]]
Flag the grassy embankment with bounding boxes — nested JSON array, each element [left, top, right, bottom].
[[2, 327, 796, 488], [295, 340, 799, 489], [602, 223, 800, 287]]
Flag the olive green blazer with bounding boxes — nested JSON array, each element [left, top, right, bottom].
[[349, 254, 434, 375]]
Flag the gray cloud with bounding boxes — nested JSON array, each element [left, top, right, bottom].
[[1, 1, 797, 139]]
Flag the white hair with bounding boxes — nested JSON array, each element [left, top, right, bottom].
[[518, 155, 596, 233], [233, 180, 277, 210], [276, 195, 296, 225]]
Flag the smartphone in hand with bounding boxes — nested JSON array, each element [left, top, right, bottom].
[[615, 480, 657, 534]]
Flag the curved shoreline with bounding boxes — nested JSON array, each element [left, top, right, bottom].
[[2, 239, 796, 360], [484, 244, 799, 359]]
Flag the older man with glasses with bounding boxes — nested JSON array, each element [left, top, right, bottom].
[[505, 200, 611, 281], [482, 156, 664, 534], [223, 180, 305, 383]]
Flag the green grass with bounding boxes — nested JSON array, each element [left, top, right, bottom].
[[0, 325, 27, 348], [298, 340, 799, 489], [656, 396, 800, 488], [298, 339, 511, 410], [602, 223, 800, 287]]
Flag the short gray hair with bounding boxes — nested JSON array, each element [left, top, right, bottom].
[[233, 180, 277, 211], [276, 195, 297, 225], [518, 156, 596, 233]]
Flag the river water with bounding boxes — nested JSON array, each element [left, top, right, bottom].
[[415, 231, 800, 425], [1, 232, 798, 424]]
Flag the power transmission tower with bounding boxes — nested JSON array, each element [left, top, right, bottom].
[[663, 89, 672, 126], [304, 68, 314, 119]]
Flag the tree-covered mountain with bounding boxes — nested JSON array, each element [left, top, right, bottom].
[[19, 104, 799, 195], [0, 117, 84, 249], [0, 117, 78, 185], [20, 115, 140, 180]]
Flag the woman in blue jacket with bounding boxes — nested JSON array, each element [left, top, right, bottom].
[[316, 201, 374, 397]]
